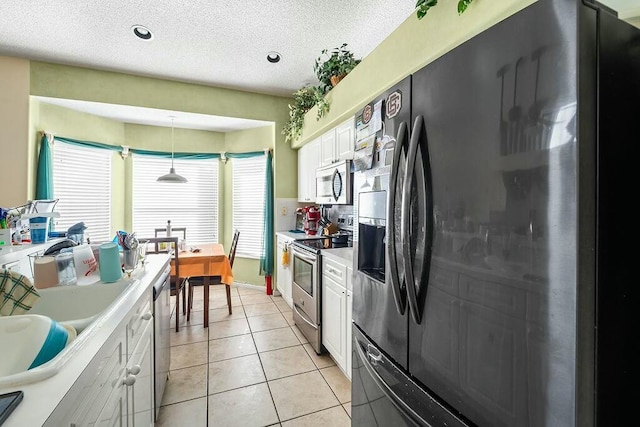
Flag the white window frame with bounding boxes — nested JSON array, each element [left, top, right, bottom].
[[51, 141, 113, 242], [132, 155, 219, 244], [232, 155, 266, 259]]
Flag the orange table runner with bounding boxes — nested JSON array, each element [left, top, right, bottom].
[[171, 243, 234, 285]]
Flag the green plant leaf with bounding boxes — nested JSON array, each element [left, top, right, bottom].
[[282, 85, 331, 143], [458, 0, 473, 14], [314, 43, 361, 94], [415, 0, 438, 20]]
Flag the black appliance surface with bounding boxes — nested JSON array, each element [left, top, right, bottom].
[[293, 237, 352, 253], [353, 75, 412, 370], [351, 1, 639, 426]]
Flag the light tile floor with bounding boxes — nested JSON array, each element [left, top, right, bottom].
[[155, 284, 351, 427]]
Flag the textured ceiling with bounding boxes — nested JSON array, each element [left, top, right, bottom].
[[1, 1, 637, 132], [0, 0, 415, 97]]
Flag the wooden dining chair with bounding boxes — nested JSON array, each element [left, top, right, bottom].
[[187, 230, 240, 321], [140, 236, 187, 332]]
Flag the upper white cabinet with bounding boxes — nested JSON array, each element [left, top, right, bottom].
[[319, 118, 355, 167], [320, 129, 336, 166], [336, 119, 355, 162], [297, 137, 320, 203]]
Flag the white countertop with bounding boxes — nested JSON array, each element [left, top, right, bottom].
[[276, 231, 324, 241], [0, 239, 65, 265], [321, 247, 353, 267], [0, 254, 169, 427]]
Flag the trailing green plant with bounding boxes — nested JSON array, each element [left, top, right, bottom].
[[314, 43, 361, 94], [415, 0, 474, 19], [282, 86, 330, 144]]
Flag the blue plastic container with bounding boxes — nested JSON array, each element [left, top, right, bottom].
[[29, 217, 51, 244]]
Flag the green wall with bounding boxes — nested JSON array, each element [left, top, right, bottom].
[[224, 126, 275, 285], [24, 62, 300, 286], [293, 0, 537, 148], [30, 98, 276, 286]]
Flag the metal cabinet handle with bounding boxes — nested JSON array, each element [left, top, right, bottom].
[[123, 374, 137, 386], [141, 312, 152, 321], [128, 365, 141, 375]]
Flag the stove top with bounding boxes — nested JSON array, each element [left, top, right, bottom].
[[293, 236, 353, 254]]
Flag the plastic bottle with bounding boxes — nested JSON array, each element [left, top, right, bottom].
[[166, 220, 172, 237]]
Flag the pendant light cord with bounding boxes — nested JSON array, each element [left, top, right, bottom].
[[171, 118, 175, 168]]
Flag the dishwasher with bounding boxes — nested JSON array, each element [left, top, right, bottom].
[[152, 264, 171, 418]]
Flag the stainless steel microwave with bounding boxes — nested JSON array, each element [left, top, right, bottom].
[[316, 160, 353, 205]]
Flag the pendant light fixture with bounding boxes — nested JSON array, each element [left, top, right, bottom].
[[157, 116, 187, 183]]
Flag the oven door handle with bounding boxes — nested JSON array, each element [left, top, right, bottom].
[[291, 246, 316, 263], [293, 303, 319, 330]]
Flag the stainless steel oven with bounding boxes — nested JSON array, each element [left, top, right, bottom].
[[291, 242, 322, 353]]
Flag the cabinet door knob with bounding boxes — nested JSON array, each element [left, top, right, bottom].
[[141, 312, 152, 321], [123, 374, 137, 386], [128, 365, 141, 375]]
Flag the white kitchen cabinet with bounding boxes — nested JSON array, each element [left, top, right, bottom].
[[64, 278, 156, 427], [319, 118, 355, 167], [276, 235, 294, 308], [322, 275, 346, 369], [336, 118, 355, 161], [69, 328, 127, 427], [320, 128, 337, 166], [346, 267, 353, 380], [126, 321, 154, 427], [297, 137, 320, 203], [321, 256, 351, 375]]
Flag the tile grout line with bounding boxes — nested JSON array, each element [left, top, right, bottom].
[[244, 296, 284, 425]]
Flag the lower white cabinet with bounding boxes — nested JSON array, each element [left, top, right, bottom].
[[322, 276, 347, 369], [127, 321, 154, 427], [65, 285, 156, 427], [321, 256, 352, 377], [276, 235, 294, 308], [346, 288, 353, 379]]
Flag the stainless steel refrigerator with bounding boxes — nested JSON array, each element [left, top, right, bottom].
[[352, 0, 639, 425]]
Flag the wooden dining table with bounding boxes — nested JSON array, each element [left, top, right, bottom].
[[170, 243, 234, 327]]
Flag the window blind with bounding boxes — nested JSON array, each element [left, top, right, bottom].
[[132, 155, 219, 244], [232, 155, 266, 259], [52, 141, 113, 242]]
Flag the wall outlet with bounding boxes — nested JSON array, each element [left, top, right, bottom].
[[281, 206, 288, 216]]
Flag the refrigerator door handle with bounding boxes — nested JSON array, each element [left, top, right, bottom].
[[355, 336, 427, 426], [387, 120, 408, 315], [402, 115, 423, 325]]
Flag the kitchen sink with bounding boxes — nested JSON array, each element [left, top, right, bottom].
[[29, 280, 133, 333], [0, 278, 138, 388]]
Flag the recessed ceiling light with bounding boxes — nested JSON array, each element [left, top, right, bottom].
[[132, 25, 153, 41], [266, 51, 281, 63]]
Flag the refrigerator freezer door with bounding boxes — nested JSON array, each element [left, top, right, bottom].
[[352, 325, 468, 427]]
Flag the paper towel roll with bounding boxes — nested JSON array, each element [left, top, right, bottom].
[[33, 256, 59, 289]]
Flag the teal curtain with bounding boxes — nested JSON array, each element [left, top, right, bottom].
[[227, 151, 264, 159], [259, 150, 274, 276], [35, 134, 53, 199]]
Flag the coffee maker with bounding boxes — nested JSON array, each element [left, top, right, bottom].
[[305, 206, 320, 235]]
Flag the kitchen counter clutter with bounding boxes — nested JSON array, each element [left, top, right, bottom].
[[0, 253, 170, 427]]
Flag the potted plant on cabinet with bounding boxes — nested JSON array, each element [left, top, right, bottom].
[[314, 43, 361, 94], [282, 86, 329, 144]]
